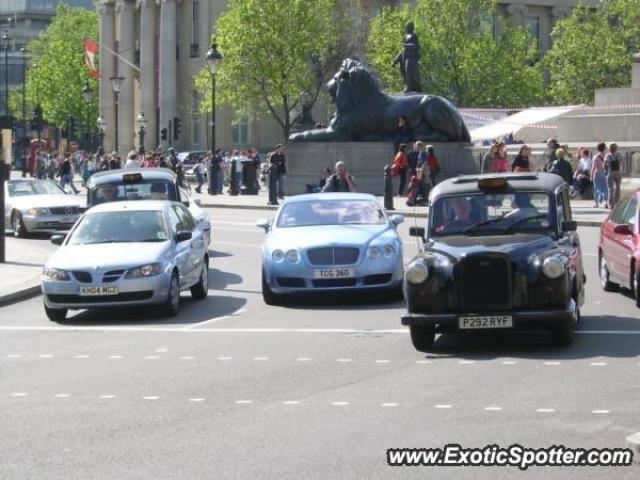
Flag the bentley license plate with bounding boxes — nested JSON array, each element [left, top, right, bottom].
[[80, 286, 119, 296], [458, 315, 513, 329], [313, 268, 354, 279]]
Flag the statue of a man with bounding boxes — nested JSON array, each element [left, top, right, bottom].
[[393, 21, 421, 93]]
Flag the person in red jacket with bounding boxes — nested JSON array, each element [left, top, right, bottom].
[[392, 143, 409, 195]]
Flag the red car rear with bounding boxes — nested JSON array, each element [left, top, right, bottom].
[[598, 191, 640, 307]]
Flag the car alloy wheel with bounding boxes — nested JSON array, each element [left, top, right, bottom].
[[12, 212, 24, 238], [161, 273, 180, 317], [599, 255, 617, 292], [190, 259, 209, 300], [633, 267, 640, 309]]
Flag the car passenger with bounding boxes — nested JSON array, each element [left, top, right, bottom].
[[150, 182, 169, 200], [95, 184, 121, 204]]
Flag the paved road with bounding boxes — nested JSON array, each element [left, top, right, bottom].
[[1, 208, 639, 479]]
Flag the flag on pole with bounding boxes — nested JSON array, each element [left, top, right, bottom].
[[84, 37, 100, 78]]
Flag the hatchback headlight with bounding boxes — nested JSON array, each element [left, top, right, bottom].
[[271, 249, 285, 262], [28, 207, 49, 216], [542, 256, 565, 279], [285, 249, 300, 263], [368, 246, 380, 259], [43, 266, 70, 281], [406, 260, 429, 284], [126, 263, 163, 278]]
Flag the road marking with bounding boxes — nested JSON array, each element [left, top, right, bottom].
[[37, 354, 54, 358], [536, 408, 555, 413], [485, 406, 503, 411], [6, 354, 22, 358], [142, 396, 159, 401], [296, 357, 312, 362], [155, 347, 168, 353], [144, 355, 160, 360], [189, 398, 205, 402], [331, 401, 350, 406], [589, 362, 608, 366], [235, 400, 253, 404], [458, 360, 475, 365], [592, 409, 610, 414], [282, 400, 300, 405], [376, 360, 391, 364], [218, 356, 232, 361], [180, 356, 196, 360], [381, 403, 399, 407], [73, 355, 90, 359], [337, 358, 352, 363], [543, 361, 561, 366], [181, 315, 231, 329], [214, 240, 260, 248], [501, 361, 517, 365], [11, 392, 27, 397], [99, 395, 116, 399], [108, 355, 124, 359], [254, 356, 269, 361], [54, 393, 71, 398], [435, 404, 452, 409], [415, 360, 432, 364]]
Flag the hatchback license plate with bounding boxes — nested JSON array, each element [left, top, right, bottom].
[[459, 315, 513, 329], [313, 268, 354, 279], [80, 286, 119, 296]]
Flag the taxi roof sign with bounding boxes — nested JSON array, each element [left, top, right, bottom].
[[122, 173, 143, 183], [478, 177, 508, 189]]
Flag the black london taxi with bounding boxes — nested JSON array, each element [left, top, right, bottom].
[[402, 173, 585, 351]]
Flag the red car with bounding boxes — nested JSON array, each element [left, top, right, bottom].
[[599, 191, 640, 306]]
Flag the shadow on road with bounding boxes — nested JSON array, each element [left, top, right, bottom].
[[279, 290, 404, 311]]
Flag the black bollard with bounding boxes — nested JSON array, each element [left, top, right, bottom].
[[208, 163, 217, 195], [240, 161, 258, 195], [229, 160, 239, 196], [384, 164, 395, 211], [267, 163, 279, 206]]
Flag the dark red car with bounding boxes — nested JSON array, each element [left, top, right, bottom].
[[599, 191, 640, 306]]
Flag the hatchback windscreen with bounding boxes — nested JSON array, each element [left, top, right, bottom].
[[8, 180, 65, 196], [89, 180, 178, 205], [277, 200, 386, 227], [69, 211, 168, 245], [430, 192, 552, 236]]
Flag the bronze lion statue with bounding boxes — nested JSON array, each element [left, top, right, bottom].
[[289, 59, 470, 143]]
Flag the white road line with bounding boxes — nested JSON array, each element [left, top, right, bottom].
[[73, 355, 90, 359], [501, 361, 517, 365], [144, 355, 160, 360], [38, 354, 54, 358], [376, 360, 391, 364], [253, 356, 269, 361], [381, 403, 399, 407], [592, 410, 611, 414], [543, 361, 561, 366], [108, 355, 124, 359], [6, 354, 22, 358], [99, 395, 116, 399], [485, 406, 503, 411], [458, 360, 475, 365], [214, 240, 260, 248], [415, 360, 432, 364], [218, 356, 232, 361], [10, 392, 27, 397], [235, 400, 253, 404], [589, 362, 608, 366], [213, 220, 260, 226], [232, 308, 246, 316], [435, 404, 452, 409], [337, 358, 352, 363], [331, 401, 350, 406], [536, 408, 555, 413], [189, 398, 205, 402], [180, 356, 196, 360], [296, 357, 312, 362], [155, 347, 168, 353], [282, 400, 300, 405], [181, 315, 231, 329], [54, 393, 71, 398], [142, 396, 159, 401]]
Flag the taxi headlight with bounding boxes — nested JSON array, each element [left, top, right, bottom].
[[406, 260, 429, 284], [126, 263, 163, 278], [542, 256, 565, 279], [285, 249, 300, 263], [368, 246, 381, 259], [28, 207, 49, 216], [271, 249, 285, 262], [383, 244, 395, 258], [43, 266, 70, 281]]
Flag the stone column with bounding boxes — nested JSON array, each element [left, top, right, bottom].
[[632, 53, 640, 89], [159, 0, 177, 148], [115, 0, 136, 154], [98, 1, 116, 152], [139, 0, 156, 147], [507, 4, 528, 27]]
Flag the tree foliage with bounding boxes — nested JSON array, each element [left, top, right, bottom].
[[368, 0, 543, 107], [195, 0, 345, 141], [12, 2, 99, 128], [545, 0, 640, 105]]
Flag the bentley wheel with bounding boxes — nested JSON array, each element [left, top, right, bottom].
[[160, 273, 180, 317], [599, 254, 618, 292], [190, 258, 209, 300], [11, 212, 26, 238], [261, 268, 283, 306], [409, 325, 435, 352], [550, 320, 573, 347], [44, 304, 67, 322]]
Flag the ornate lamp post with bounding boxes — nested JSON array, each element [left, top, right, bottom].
[[81, 80, 93, 151], [109, 76, 124, 152], [206, 41, 223, 195], [1, 28, 9, 119], [136, 112, 148, 154], [97, 115, 106, 154]]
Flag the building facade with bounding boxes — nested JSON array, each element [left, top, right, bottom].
[[96, 0, 599, 155]]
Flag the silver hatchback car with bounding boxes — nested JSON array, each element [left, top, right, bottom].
[[41, 200, 209, 321]]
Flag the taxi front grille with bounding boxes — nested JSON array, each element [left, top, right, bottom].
[[459, 255, 511, 312]]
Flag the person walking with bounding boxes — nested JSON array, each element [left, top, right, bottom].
[[604, 142, 623, 209], [548, 148, 573, 186], [407, 141, 421, 178], [124, 150, 141, 169], [591, 142, 608, 208], [322, 161, 356, 193], [544, 138, 559, 171], [494, 142, 509, 173], [269, 144, 287, 198], [59, 154, 79, 194], [481, 144, 498, 173], [391, 143, 409, 196], [511, 145, 532, 172], [425, 145, 441, 185], [194, 157, 206, 193]]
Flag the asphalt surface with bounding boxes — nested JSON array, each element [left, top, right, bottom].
[[1, 208, 639, 479]]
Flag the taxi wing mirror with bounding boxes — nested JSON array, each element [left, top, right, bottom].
[[409, 226, 426, 239], [50, 234, 65, 246]]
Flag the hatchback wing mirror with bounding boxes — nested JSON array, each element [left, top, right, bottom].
[[175, 230, 192, 242]]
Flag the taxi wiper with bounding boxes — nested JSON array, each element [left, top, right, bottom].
[[462, 215, 506, 234], [503, 214, 548, 232]]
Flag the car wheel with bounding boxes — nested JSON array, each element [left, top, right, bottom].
[[11, 211, 26, 238], [190, 258, 209, 300], [44, 304, 67, 322], [160, 272, 180, 317], [261, 268, 283, 306], [550, 320, 574, 347], [409, 325, 435, 352], [599, 254, 618, 292], [633, 264, 640, 309]]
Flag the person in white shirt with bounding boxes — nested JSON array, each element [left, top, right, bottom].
[[124, 150, 141, 169], [572, 148, 593, 198]]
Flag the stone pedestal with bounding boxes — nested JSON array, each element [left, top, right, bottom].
[[284, 142, 477, 196]]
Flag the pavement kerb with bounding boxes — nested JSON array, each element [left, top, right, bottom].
[[0, 284, 41, 308], [200, 202, 604, 227]]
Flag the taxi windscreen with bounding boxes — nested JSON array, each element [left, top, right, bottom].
[[89, 180, 179, 206]]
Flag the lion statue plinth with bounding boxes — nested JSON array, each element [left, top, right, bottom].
[[289, 59, 470, 143]]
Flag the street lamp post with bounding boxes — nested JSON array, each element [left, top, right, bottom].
[[20, 47, 26, 176], [0, 27, 11, 263], [109, 76, 124, 152], [136, 112, 147, 154], [81, 80, 93, 152], [2, 29, 9, 118], [97, 115, 106, 154], [205, 41, 223, 195]]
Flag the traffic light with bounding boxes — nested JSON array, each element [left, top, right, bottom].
[[173, 117, 181, 141], [161, 128, 168, 141]]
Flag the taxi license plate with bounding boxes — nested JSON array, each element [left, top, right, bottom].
[[79, 286, 119, 296], [313, 268, 354, 279], [459, 315, 513, 329]]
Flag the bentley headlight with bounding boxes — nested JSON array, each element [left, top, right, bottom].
[[43, 266, 70, 281], [28, 207, 49, 216], [368, 246, 381, 259], [542, 256, 565, 279], [271, 249, 285, 262], [406, 260, 429, 284], [383, 244, 395, 258], [126, 263, 163, 278], [285, 249, 300, 263]]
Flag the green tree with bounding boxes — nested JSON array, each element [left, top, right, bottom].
[[368, 0, 543, 107], [14, 2, 99, 129], [545, 0, 640, 105], [194, 0, 340, 141]]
